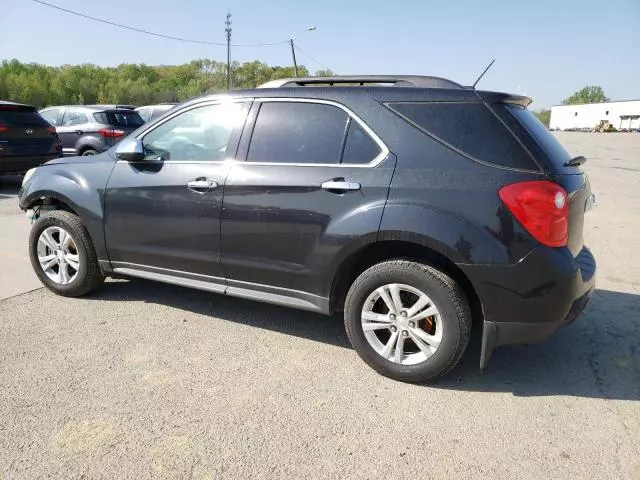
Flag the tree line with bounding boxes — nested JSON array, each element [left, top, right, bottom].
[[0, 58, 334, 108], [0, 59, 608, 129]]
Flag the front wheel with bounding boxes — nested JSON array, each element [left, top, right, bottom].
[[344, 260, 471, 382], [81, 149, 98, 156], [28, 210, 104, 297]]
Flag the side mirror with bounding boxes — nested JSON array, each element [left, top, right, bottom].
[[115, 138, 144, 162]]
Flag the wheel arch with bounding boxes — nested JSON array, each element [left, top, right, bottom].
[[20, 172, 108, 261], [329, 239, 483, 330]]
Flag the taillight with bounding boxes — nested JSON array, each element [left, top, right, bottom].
[[499, 180, 568, 248], [47, 126, 56, 135], [0, 124, 7, 133], [99, 128, 125, 138]]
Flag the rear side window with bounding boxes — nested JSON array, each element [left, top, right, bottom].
[[94, 110, 145, 127], [342, 120, 381, 164], [247, 102, 348, 164], [0, 108, 50, 127], [387, 102, 537, 170]]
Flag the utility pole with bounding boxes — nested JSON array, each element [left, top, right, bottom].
[[289, 39, 298, 77], [225, 13, 232, 90]]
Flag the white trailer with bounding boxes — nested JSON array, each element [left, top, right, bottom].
[[549, 100, 640, 131]]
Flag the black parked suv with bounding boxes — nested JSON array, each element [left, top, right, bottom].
[[0, 101, 62, 174], [19, 76, 596, 382], [39, 105, 144, 156]]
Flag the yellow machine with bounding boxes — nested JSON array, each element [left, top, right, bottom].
[[593, 120, 616, 133]]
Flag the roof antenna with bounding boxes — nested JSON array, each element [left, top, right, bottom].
[[472, 59, 496, 89]]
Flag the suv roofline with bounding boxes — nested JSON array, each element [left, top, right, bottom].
[[38, 105, 137, 111], [257, 75, 465, 89], [180, 87, 532, 108]]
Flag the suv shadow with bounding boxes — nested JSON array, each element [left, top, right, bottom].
[[87, 280, 639, 401]]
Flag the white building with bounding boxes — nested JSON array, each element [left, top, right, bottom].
[[549, 100, 640, 131]]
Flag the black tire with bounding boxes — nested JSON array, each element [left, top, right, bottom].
[[344, 260, 471, 383], [81, 149, 98, 156], [28, 210, 104, 297]]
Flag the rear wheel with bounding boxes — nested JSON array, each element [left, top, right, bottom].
[[344, 260, 471, 382], [81, 149, 98, 156], [28, 210, 104, 297]]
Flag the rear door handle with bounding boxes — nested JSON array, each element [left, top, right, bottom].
[[75, 130, 83, 135], [321, 180, 361, 193], [187, 179, 218, 194]]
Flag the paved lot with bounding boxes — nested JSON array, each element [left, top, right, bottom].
[[0, 176, 42, 300], [1, 133, 639, 479]]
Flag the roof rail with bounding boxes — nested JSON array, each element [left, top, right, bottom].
[[257, 75, 464, 89]]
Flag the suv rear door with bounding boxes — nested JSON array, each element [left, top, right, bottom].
[[220, 99, 396, 308]]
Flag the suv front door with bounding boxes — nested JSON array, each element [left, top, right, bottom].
[[221, 99, 396, 309], [104, 100, 250, 286]]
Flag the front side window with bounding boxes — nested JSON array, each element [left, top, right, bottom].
[[247, 102, 349, 164], [142, 102, 247, 161], [61, 109, 89, 126], [40, 109, 61, 126]]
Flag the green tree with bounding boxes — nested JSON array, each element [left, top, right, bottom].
[[0, 58, 314, 108], [562, 86, 609, 105], [533, 109, 551, 127]]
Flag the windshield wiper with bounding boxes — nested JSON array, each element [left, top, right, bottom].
[[564, 156, 586, 167]]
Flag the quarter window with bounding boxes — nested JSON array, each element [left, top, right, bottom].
[[388, 102, 534, 169], [247, 102, 349, 165], [142, 102, 247, 162], [341, 120, 381, 164]]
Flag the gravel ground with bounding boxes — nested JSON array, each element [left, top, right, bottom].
[[0, 133, 639, 479]]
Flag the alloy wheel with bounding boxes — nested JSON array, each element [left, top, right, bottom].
[[36, 226, 80, 285], [361, 283, 443, 365]]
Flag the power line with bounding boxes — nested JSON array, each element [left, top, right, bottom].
[[31, 0, 289, 47], [293, 45, 332, 73]]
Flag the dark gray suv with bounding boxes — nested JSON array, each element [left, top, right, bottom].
[[19, 76, 596, 382], [39, 105, 144, 156]]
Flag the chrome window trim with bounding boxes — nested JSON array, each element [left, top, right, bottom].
[[124, 95, 389, 168], [245, 97, 390, 168]]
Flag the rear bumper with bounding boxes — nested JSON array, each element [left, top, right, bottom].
[[460, 246, 596, 368], [0, 154, 61, 174]]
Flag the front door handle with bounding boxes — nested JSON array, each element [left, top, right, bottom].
[[75, 130, 83, 135], [321, 180, 361, 193], [187, 179, 218, 194]]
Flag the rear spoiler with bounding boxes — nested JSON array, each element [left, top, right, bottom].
[[476, 91, 532, 108]]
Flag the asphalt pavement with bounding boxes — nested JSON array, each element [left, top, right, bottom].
[[0, 175, 42, 300], [0, 134, 638, 479]]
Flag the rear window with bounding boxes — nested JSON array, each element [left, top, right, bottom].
[[94, 110, 145, 127], [497, 105, 575, 173], [387, 102, 537, 170], [0, 108, 50, 127]]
